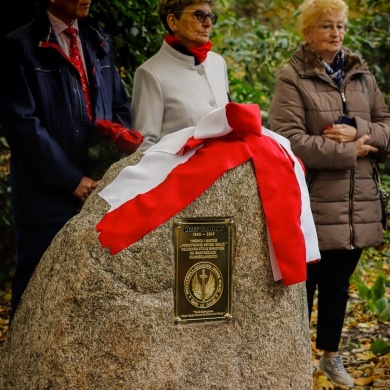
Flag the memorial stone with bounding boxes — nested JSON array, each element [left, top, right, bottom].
[[0, 151, 312, 389]]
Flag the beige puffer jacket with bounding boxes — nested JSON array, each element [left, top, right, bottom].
[[269, 43, 390, 251]]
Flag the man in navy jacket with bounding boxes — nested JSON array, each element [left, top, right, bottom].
[[0, 0, 132, 319]]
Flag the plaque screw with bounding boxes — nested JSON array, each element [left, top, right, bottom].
[[224, 313, 233, 320], [174, 317, 182, 324]]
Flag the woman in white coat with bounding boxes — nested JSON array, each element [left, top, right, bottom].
[[131, 0, 230, 151]]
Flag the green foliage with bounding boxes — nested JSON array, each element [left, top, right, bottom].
[[213, 14, 301, 126], [89, 0, 164, 95], [226, 0, 301, 26], [344, 7, 390, 105], [353, 233, 390, 322], [371, 339, 390, 356], [352, 274, 389, 315], [352, 256, 390, 322]]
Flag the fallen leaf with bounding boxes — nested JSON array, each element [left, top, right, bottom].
[[354, 376, 374, 386]]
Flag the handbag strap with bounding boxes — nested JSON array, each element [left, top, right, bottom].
[[371, 158, 382, 187]]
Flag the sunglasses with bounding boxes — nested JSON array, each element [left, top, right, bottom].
[[179, 9, 218, 24]]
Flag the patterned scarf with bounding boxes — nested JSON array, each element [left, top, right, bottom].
[[164, 34, 212, 65], [321, 50, 345, 88]]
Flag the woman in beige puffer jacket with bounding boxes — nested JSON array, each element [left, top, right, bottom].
[[270, 43, 390, 250], [269, 0, 390, 387]]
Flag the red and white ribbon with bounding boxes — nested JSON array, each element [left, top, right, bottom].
[[97, 103, 320, 285]]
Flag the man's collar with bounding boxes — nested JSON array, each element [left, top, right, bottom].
[[46, 10, 79, 36]]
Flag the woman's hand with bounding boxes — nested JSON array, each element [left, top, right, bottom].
[[355, 134, 378, 158], [322, 124, 357, 143], [323, 125, 378, 157]]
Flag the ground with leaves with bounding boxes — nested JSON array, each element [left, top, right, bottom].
[[312, 243, 390, 390], [1, 252, 389, 389], [311, 293, 390, 389]]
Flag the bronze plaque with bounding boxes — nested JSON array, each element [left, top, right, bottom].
[[173, 217, 234, 324]]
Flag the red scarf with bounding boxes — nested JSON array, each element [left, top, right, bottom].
[[164, 34, 212, 64]]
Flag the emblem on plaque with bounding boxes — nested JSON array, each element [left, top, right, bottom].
[[173, 217, 234, 324], [184, 262, 223, 308]]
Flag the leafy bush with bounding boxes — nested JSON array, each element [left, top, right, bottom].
[[344, 9, 390, 105], [352, 273, 390, 320], [213, 13, 301, 126], [89, 0, 164, 96]]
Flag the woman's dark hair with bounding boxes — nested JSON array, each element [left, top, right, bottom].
[[158, 0, 216, 33]]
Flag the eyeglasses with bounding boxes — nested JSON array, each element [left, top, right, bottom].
[[179, 9, 218, 24], [312, 23, 346, 33]]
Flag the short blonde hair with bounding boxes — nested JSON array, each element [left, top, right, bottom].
[[158, 0, 217, 33], [297, 0, 348, 32]]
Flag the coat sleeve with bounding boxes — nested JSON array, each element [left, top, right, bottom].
[[355, 73, 390, 153], [269, 66, 357, 171]]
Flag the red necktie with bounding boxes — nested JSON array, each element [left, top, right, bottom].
[[64, 27, 92, 122]]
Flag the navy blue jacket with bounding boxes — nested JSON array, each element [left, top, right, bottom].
[[0, 14, 132, 224]]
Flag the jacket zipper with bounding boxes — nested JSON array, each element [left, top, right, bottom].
[[349, 167, 355, 249], [341, 83, 355, 249], [341, 91, 348, 114]]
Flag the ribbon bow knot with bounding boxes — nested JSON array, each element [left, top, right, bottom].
[[177, 103, 262, 155]]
